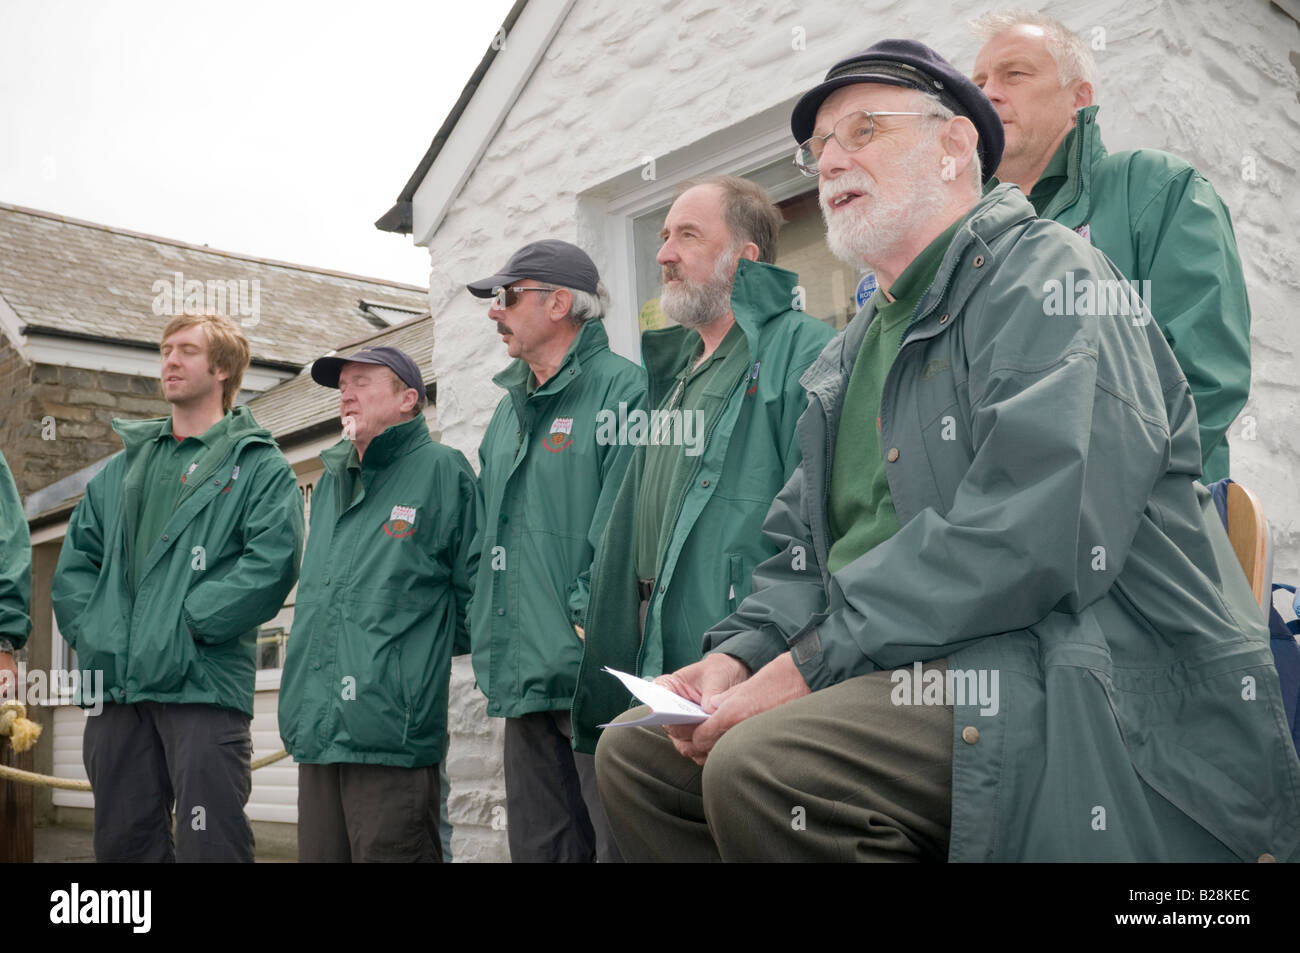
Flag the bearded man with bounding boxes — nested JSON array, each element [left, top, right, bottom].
[[570, 175, 833, 756], [593, 40, 1299, 863]]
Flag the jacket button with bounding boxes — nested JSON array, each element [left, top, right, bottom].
[[496, 608, 505, 616], [701, 479, 710, 488], [1258, 852, 1276, 863], [323, 576, 330, 586], [961, 726, 980, 744], [659, 585, 666, 594], [161, 534, 169, 541], [311, 662, 320, 671], [973, 255, 985, 268], [886, 448, 899, 463], [569, 369, 575, 375], [939, 313, 950, 324]]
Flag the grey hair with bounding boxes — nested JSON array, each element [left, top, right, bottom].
[[972, 9, 1098, 90], [542, 279, 609, 327], [911, 91, 983, 192]]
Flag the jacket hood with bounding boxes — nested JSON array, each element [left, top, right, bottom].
[[1037, 104, 1107, 227], [112, 404, 274, 453], [641, 258, 802, 395], [320, 412, 431, 475]]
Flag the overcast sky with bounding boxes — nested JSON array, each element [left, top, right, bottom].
[[0, 0, 518, 288]]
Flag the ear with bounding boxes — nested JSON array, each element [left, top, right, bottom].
[[737, 241, 760, 263], [549, 287, 573, 323], [941, 116, 980, 181], [1071, 79, 1094, 109], [400, 388, 419, 414]]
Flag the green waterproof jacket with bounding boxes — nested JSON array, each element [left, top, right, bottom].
[[703, 185, 1300, 862], [0, 451, 31, 648], [571, 259, 834, 753], [52, 407, 303, 716], [279, 415, 479, 767], [469, 320, 646, 718], [1037, 105, 1251, 482]]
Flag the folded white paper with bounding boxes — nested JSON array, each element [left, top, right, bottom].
[[598, 666, 709, 728]]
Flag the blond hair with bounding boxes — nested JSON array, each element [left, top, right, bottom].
[[160, 313, 251, 411]]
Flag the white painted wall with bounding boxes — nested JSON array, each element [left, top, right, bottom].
[[411, 0, 1300, 861]]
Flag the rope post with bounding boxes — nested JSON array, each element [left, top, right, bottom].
[[0, 732, 35, 862]]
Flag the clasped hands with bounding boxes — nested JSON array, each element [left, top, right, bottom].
[[654, 650, 810, 766]]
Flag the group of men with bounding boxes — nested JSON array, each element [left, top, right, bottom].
[[1, 10, 1295, 863]]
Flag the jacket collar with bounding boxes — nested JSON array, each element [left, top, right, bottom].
[[805, 184, 1038, 394], [640, 258, 800, 399], [1037, 104, 1106, 227], [492, 319, 612, 410], [320, 413, 431, 475]]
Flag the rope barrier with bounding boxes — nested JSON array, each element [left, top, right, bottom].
[[0, 726, 291, 791]]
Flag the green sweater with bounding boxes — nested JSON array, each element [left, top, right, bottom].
[[827, 219, 959, 574]]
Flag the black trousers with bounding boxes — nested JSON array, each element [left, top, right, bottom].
[[83, 701, 254, 862], [503, 710, 622, 863], [297, 761, 443, 863]]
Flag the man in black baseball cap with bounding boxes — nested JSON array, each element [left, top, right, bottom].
[[466, 240, 645, 863], [281, 341, 479, 862]]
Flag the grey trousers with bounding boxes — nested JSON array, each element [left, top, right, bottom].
[[83, 701, 254, 863], [595, 662, 954, 862], [297, 762, 443, 863], [504, 710, 623, 863]]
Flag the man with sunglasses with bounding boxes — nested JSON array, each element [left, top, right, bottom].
[[467, 240, 645, 862], [595, 40, 1299, 862]]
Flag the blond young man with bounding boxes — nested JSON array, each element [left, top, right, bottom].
[[53, 313, 303, 862]]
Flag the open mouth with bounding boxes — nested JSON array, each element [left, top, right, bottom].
[[827, 190, 864, 210]]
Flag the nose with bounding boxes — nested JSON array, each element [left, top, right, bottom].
[[656, 238, 677, 267], [817, 132, 853, 179], [488, 301, 506, 322], [980, 76, 1004, 104]]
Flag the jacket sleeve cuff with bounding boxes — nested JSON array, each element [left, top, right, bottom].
[[788, 611, 879, 691], [704, 624, 786, 674]]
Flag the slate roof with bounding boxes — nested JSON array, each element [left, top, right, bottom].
[[246, 312, 434, 443], [0, 202, 428, 367]]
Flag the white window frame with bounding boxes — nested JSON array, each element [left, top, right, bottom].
[[583, 95, 812, 363]]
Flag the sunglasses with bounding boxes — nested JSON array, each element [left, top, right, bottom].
[[491, 285, 554, 309]]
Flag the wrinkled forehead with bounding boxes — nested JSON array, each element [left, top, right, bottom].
[[813, 82, 921, 132], [665, 183, 726, 231], [975, 25, 1056, 72], [338, 362, 392, 384]]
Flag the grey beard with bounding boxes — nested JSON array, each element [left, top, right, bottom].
[[660, 262, 735, 329]]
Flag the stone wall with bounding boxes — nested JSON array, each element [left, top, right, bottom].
[[419, 0, 1300, 861], [10, 358, 169, 499]]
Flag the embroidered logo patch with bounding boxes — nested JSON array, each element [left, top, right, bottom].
[[544, 416, 574, 453], [746, 361, 761, 396], [384, 504, 417, 538], [1075, 223, 1091, 243], [221, 464, 241, 493]]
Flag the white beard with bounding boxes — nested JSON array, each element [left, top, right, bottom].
[[820, 156, 950, 271], [660, 247, 737, 329]]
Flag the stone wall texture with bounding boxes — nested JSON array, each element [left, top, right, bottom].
[[2, 341, 171, 499], [420, 0, 1300, 862]]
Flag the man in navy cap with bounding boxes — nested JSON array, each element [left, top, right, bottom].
[[596, 40, 1299, 862], [279, 345, 480, 862], [467, 241, 646, 862]]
